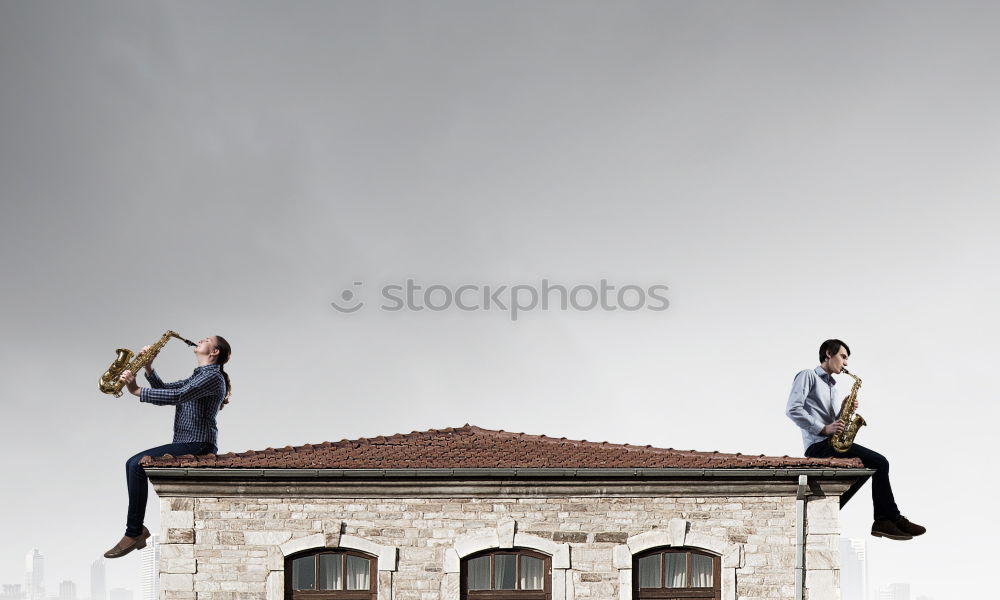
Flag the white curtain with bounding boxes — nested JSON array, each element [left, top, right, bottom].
[[318, 554, 343, 590], [664, 553, 686, 588], [292, 556, 315, 590], [520, 556, 544, 590], [637, 554, 661, 588], [691, 554, 714, 587], [493, 555, 517, 589], [346, 556, 370, 590], [467, 556, 490, 590]]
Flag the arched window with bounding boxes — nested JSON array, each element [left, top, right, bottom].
[[633, 548, 720, 599], [461, 549, 551, 600], [286, 549, 377, 600]]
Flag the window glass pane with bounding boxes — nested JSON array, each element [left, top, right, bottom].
[[318, 554, 343, 590], [664, 553, 687, 588], [291, 556, 315, 590], [637, 554, 661, 589], [494, 555, 517, 590], [346, 555, 370, 590], [691, 554, 714, 587], [468, 556, 490, 590], [520, 556, 544, 590]]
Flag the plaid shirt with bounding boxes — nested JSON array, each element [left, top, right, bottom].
[[141, 364, 225, 445]]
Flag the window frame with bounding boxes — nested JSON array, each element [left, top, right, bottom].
[[632, 547, 721, 599], [285, 549, 377, 600], [460, 548, 552, 600]]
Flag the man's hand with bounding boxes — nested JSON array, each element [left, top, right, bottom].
[[119, 369, 141, 397], [821, 421, 846, 436]]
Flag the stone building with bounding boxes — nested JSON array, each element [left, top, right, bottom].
[[144, 425, 871, 600]]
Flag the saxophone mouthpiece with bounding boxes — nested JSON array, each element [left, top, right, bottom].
[[170, 331, 197, 347]]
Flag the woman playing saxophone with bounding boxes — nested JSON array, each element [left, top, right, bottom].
[[103, 334, 232, 558]]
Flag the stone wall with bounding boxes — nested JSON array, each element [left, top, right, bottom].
[[158, 493, 841, 600]]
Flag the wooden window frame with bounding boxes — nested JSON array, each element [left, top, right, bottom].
[[285, 549, 377, 600], [460, 549, 552, 600], [632, 547, 721, 600]]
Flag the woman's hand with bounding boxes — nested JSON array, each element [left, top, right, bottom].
[[138, 345, 154, 374], [119, 369, 141, 397]]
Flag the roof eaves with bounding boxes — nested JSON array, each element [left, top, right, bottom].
[[145, 466, 876, 479]]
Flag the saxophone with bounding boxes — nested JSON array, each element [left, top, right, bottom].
[[99, 330, 196, 397], [829, 367, 866, 453]]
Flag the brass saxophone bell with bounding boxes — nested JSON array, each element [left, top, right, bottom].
[[99, 348, 135, 397], [99, 331, 195, 397]]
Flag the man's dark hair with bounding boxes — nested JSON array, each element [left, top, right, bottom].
[[819, 339, 850, 363]]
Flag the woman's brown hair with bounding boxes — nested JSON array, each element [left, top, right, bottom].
[[213, 335, 232, 409]]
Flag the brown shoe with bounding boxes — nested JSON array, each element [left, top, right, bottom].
[[103, 527, 150, 558], [895, 516, 926, 536], [871, 519, 912, 540]]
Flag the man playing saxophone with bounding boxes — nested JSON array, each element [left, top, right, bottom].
[[785, 339, 925, 541], [103, 335, 232, 558]]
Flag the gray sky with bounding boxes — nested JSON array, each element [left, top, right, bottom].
[[2, 1, 997, 597]]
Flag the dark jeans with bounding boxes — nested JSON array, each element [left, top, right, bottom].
[[805, 440, 900, 521], [125, 442, 216, 537]]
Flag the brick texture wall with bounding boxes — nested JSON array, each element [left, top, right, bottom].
[[158, 493, 841, 600]]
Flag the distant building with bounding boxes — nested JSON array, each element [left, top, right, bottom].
[[139, 536, 160, 600], [108, 589, 132, 600], [24, 550, 44, 600], [1, 584, 26, 600], [57, 582, 75, 600], [90, 560, 106, 600], [878, 583, 911, 600], [839, 537, 867, 600]]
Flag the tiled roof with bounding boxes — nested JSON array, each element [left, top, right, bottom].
[[142, 425, 863, 470]]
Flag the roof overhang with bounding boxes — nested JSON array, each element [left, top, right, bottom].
[[147, 466, 874, 508]]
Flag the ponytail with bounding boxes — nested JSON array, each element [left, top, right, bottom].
[[219, 365, 232, 409], [213, 335, 233, 409]]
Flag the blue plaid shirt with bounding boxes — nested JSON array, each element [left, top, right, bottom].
[[141, 364, 225, 445]]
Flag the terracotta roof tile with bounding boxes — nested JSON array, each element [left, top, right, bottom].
[[141, 425, 863, 469]]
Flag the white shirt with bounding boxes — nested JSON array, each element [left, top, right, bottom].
[[785, 365, 842, 450]]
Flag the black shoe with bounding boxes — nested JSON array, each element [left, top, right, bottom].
[[871, 519, 912, 540], [895, 516, 926, 536]]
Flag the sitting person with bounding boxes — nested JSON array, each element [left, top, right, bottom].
[[104, 335, 231, 558], [785, 339, 924, 540]]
